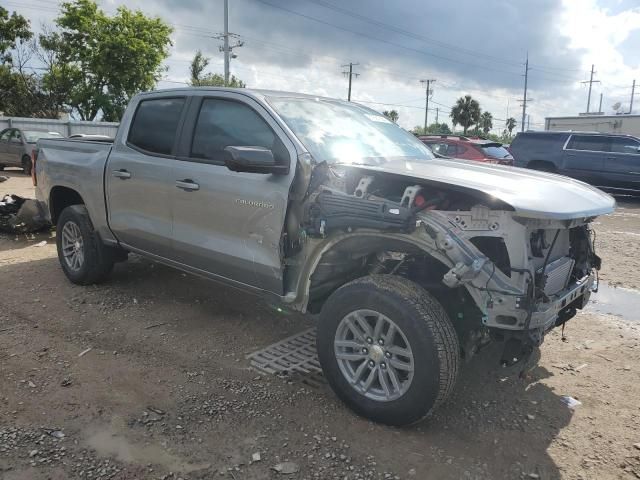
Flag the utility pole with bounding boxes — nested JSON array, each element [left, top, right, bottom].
[[342, 63, 359, 101], [630, 80, 636, 114], [520, 54, 529, 132], [598, 93, 603, 113], [420, 79, 436, 132], [214, 0, 244, 87], [582, 64, 600, 113], [223, 0, 229, 86], [435, 107, 439, 124]]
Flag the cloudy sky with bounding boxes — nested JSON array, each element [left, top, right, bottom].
[[6, 0, 640, 131]]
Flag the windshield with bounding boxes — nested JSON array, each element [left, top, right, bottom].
[[23, 131, 63, 143], [267, 97, 434, 165], [481, 144, 512, 159]]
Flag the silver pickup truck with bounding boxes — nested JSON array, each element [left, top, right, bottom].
[[34, 88, 615, 426]]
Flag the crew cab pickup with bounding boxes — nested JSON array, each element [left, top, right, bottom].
[[34, 88, 615, 426]]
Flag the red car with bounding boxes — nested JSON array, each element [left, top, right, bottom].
[[419, 135, 514, 165]]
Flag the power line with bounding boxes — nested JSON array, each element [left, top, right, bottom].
[[300, 0, 523, 68], [253, 0, 523, 77]]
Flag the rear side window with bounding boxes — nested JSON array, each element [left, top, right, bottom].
[[190, 98, 288, 164], [481, 144, 512, 159], [567, 135, 609, 152], [128, 98, 186, 155], [0, 129, 10, 141], [610, 137, 640, 154], [426, 142, 449, 156]]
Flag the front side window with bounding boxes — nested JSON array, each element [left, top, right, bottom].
[[610, 137, 640, 155], [567, 135, 609, 152], [268, 96, 434, 166], [128, 97, 186, 155], [191, 98, 288, 164]]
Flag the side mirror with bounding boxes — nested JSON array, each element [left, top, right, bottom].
[[223, 146, 289, 174]]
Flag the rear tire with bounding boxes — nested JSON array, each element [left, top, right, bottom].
[[22, 155, 32, 175], [56, 205, 115, 285], [317, 275, 460, 426]]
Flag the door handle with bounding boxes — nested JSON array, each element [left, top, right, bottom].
[[112, 169, 131, 179], [175, 179, 200, 191]]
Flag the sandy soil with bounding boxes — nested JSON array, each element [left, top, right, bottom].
[[1, 171, 640, 480]]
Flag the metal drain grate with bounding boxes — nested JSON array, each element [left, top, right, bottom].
[[247, 328, 325, 387]]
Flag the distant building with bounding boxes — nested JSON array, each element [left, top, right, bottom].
[[545, 114, 640, 137]]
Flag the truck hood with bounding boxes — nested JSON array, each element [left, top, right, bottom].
[[344, 158, 615, 220]]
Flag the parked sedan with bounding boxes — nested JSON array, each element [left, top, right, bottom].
[[0, 128, 63, 174], [419, 135, 513, 165]]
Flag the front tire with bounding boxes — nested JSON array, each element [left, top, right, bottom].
[[22, 155, 32, 175], [56, 205, 115, 285], [317, 275, 460, 426]]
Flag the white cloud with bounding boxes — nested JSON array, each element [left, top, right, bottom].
[[8, 0, 640, 129]]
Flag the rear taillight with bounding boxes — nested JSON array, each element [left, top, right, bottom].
[[31, 149, 38, 186]]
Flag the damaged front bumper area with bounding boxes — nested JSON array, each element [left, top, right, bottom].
[[415, 208, 600, 360]]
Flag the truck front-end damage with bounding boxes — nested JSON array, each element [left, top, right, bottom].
[[284, 163, 608, 367], [265, 93, 616, 424], [424, 206, 600, 365]]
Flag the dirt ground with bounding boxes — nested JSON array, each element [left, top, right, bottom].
[[1, 170, 640, 480]]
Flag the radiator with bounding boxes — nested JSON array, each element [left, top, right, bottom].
[[539, 257, 575, 296]]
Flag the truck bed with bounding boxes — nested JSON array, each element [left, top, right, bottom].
[[35, 138, 114, 242]]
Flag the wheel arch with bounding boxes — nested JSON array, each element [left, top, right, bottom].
[[291, 233, 455, 314], [50, 186, 85, 224]]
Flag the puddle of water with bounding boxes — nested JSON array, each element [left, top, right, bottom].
[[84, 418, 210, 473], [586, 283, 640, 322]]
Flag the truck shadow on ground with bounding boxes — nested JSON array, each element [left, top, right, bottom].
[[1, 253, 573, 479]]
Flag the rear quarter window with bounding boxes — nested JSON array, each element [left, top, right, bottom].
[[128, 97, 186, 155]]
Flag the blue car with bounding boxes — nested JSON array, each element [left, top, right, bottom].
[[510, 131, 640, 195]]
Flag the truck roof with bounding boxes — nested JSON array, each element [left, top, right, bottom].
[[137, 87, 345, 103]]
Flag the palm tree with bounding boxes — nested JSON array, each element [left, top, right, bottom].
[[450, 95, 481, 134], [480, 111, 493, 134], [382, 110, 399, 123], [506, 117, 517, 136]]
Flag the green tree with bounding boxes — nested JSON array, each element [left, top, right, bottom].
[[41, 0, 173, 120], [0, 7, 32, 63], [189, 49, 245, 87], [426, 122, 451, 134], [382, 109, 399, 123], [412, 123, 451, 135], [479, 111, 493, 134], [450, 95, 481, 134], [506, 117, 517, 135]]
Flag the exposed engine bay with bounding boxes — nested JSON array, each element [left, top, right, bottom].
[[283, 164, 602, 366]]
